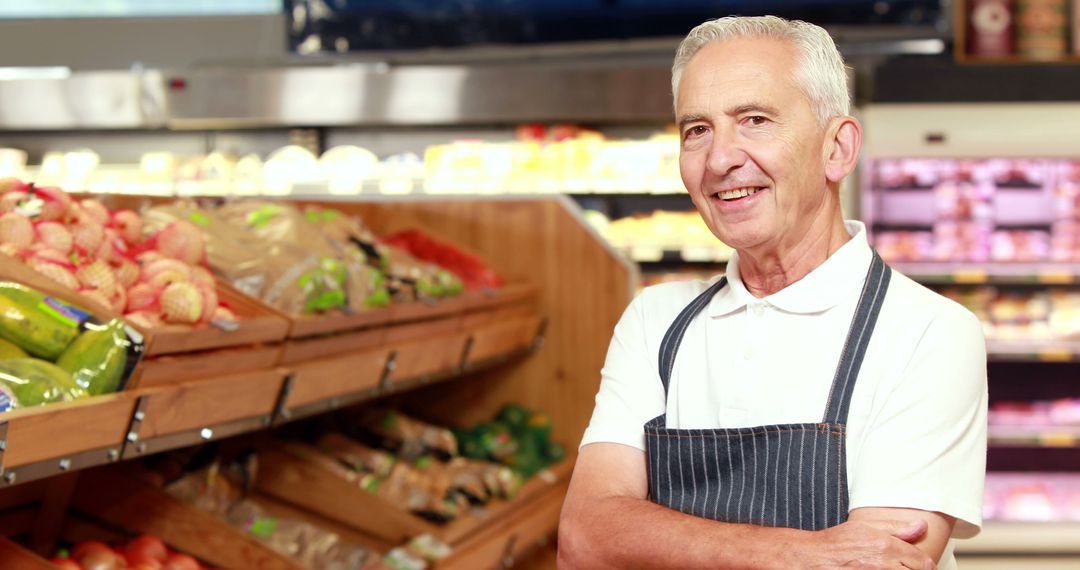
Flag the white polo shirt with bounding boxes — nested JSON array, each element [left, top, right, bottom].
[[582, 221, 987, 567]]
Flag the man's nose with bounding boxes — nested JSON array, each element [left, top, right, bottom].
[[705, 128, 747, 176]]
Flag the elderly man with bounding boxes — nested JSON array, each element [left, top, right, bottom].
[[558, 16, 986, 570]]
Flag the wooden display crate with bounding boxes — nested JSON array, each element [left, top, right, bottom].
[[276, 284, 539, 366], [0, 394, 137, 487], [0, 537, 53, 569], [276, 310, 543, 423], [255, 444, 574, 548], [435, 480, 567, 570], [122, 369, 289, 460], [140, 280, 291, 358], [70, 465, 391, 570]]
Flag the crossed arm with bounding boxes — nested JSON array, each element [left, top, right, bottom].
[[557, 442, 955, 570]]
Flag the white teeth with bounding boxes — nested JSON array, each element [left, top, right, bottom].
[[717, 187, 762, 200]]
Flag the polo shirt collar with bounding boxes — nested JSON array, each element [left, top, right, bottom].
[[707, 221, 873, 317]]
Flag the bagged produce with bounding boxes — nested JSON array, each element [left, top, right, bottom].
[[353, 409, 458, 460], [303, 206, 463, 302], [0, 280, 143, 409], [165, 457, 375, 569], [0, 337, 28, 359], [56, 318, 130, 395], [0, 282, 87, 359], [219, 202, 390, 312], [384, 229, 503, 291], [0, 358, 85, 405], [317, 432, 396, 477], [145, 201, 389, 315], [458, 403, 565, 478]]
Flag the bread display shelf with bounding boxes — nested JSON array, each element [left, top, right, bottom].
[[255, 445, 574, 547]]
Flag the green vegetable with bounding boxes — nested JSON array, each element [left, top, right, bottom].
[[55, 319, 129, 395], [0, 358, 86, 405], [0, 338, 28, 360], [0, 285, 85, 359], [496, 404, 530, 429]]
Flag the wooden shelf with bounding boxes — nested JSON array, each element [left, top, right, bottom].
[[0, 294, 545, 489], [255, 443, 573, 549], [0, 196, 632, 570], [957, 520, 1080, 554], [986, 339, 1080, 362], [891, 262, 1080, 285], [988, 424, 1080, 448]]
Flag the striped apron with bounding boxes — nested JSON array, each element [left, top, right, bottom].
[[644, 252, 891, 530]]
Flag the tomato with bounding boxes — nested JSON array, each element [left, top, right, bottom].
[[132, 562, 164, 570], [125, 535, 169, 564], [72, 541, 113, 562], [162, 553, 201, 570], [78, 549, 125, 570], [48, 557, 82, 570]]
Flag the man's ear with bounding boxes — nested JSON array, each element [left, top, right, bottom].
[[824, 116, 862, 184]]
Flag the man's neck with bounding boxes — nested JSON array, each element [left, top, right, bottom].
[[737, 212, 851, 298]]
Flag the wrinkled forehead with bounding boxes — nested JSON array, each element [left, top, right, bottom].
[[675, 38, 807, 115]]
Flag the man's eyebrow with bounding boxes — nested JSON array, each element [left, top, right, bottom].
[[729, 103, 781, 117], [677, 114, 707, 131]]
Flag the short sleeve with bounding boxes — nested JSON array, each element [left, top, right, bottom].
[[579, 294, 667, 451], [848, 307, 988, 538]]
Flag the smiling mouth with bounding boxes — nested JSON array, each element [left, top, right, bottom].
[[713, 187, 766, 201]]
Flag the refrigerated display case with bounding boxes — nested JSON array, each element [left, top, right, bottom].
[[862, 103, 1080, 566]]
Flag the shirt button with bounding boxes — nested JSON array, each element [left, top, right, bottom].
[[753, 303, 766, 316], [742, 347, 753, 360]]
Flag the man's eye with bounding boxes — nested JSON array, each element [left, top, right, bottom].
[[747, 116, 769, 126], [684, 126, 708, 139]]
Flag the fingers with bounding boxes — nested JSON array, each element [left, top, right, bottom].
[[889, 519, 929, 543], [898, 547, 936, 570]]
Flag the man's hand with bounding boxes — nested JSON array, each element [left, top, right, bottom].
[[796, 518, 935, 570]]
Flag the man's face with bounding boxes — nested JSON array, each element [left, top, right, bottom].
[[676, 37, 832, 254]]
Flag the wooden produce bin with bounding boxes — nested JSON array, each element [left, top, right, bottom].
[[0, 537, 54, 569], [255, 444, 575, 548], [0, 196, 633, 570], [121, 368, 289, 460], [129, 280, 291, 389], [68, 467, 301, 570]]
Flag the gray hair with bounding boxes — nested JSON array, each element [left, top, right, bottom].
[[671, 15, 850, 126]]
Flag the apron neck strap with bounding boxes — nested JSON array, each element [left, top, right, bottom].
[[657, 277, 727, 394], [821, 251, 891, 425]]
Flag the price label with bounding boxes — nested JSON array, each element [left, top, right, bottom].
[[1037, 271, 1074, 284], [952, 269, 988, 284], [1038, 432, 1079, 448], [1037, 348, 1073, 362]]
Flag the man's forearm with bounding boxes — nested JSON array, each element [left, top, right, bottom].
[[559, 495, 803, 570]]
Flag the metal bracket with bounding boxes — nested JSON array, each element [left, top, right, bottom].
[[120, 395, 150, 459], [270, 373, 296, 426], [458, 335, 475, 373], [530, 318, 549, 354], [378, 350, 397, 392], [0, 421, 8, 477], [497, 534, 519, 569]]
